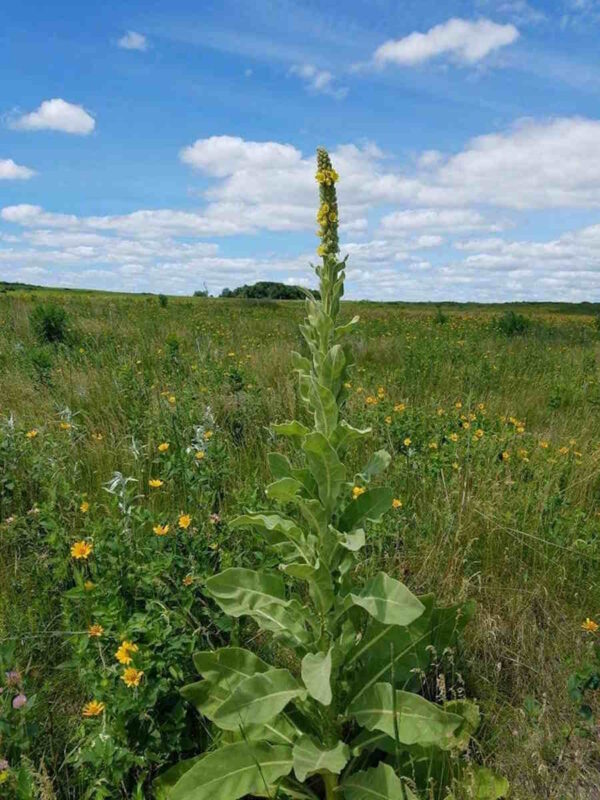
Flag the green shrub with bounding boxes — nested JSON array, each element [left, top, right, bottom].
[[156, 149, 508, 800], [29, 345, 53, 385], [158, 294, 169, 308], [29, 302, 69, 344], [495, 309, 530, 336]]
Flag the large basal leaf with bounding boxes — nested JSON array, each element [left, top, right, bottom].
[[239, 713, 303, 746], [302, 431, 346, 514], [301, 648, 332, 706], [181, 679, 228, 720], [348, 682, 462, 747], [292, 737, 349, 782], [251, 599, 314, 647], [169, 742, 293, 800], [308, 377, 338, 438], [154, 756, 204, 799], [350, 572, 425, 626], [204, 568, 288, 617], [358, 449, 392, 482], [193, 647, 270, 685], [338, 487, 394, 532], [213, 668, 306, 730], [231, 513, 313, 564], [341, 763, 409, 800]]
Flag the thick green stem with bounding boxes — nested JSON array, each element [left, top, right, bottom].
[[323, 772, 339, 799]]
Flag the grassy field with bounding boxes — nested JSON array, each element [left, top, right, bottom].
[[2, 290, 600, 798]]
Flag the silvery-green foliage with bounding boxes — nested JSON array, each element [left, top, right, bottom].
[[156, 150, 507, 800]]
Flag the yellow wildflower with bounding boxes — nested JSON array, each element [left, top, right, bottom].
[[26, 429, 38, 439], [168, 395, 176, 405], [475, 429, 484, 439], [539, 441, 549, 449], [429, 442, 438, 450], [115, 641, 138, 665], [182, 575, 194, 586], [121, 667, 144, 688], [582, 618, 599, 633], [92, 432, 103, 441], [80, 501, 89, 513], [403, 437, 411, 447], [71, 541, 93, 560], [449, 433, 459, 443], [385, 416, 392, 425], [178, 514, 192, 530], [365, 396, 378, 406], [59, 421, 72, 431], [195, 451, 205, 461], [153, 523, 169, 536], [88, 623, 104, 638], [82, 700, 105, 717], [148, 479, 163, 488], [352, 486, 366, 499], [158, 442, 170, 453], [203, 430, 213, 440], [392, 498, 402, 509], [394, 403, 406, 413], [84, 580, 95, 591], [501, 451, 510, 461]]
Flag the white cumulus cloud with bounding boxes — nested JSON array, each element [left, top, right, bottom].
[[0, 158, 35, 180], [10, 99, 95, 135], [374, 18, 519, 66], [117, 31, 148, 51], [289, 64, 348, 99]]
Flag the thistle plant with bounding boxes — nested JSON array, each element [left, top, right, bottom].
[[157, 150, 507, 800]]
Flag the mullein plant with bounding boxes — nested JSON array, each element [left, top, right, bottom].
[[156, 150, 508, 800]]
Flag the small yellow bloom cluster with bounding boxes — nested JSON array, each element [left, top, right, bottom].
[[115, 640, 138, 665], [352, 486, 366, 499], [392, 498, 402, 509], [26, 429, 38, 439], [315, 168, 339, 186], [582, 618, 598, 633]]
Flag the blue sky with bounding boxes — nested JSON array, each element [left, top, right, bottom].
[[2, 0, 600, 300]]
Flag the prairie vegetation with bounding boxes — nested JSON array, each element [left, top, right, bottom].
[[1, 157, 600, 799]]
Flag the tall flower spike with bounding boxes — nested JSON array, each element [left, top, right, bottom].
[[316, 147, 340, 259]]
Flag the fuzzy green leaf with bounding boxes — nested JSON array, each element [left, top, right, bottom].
[[281, 561, 334, 614], [154, 756, 204, 799], [213, 668, 306, 730], [192, 648, 270, 685], [169, 742, 293, 800], [359, 449, 392, 482], [272, 420, 310, 441], [252, 599, 314, 647], [303, 431, 346, 514], [341, 763, 406, 800], [331, 421, 371, 452], [308, 377, 338, 438], [230, 513, 311, 563], [204, 568, 287, 617], [266, 477, 304, 502], [292, 737, 349, 782], [301, 648, 333, 706], [350, 572, 425, 626], [348, 682, 462, 747], [338, 487, 394, 532]]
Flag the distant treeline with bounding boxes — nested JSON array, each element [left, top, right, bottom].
[[219, 281, 320, 300]]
